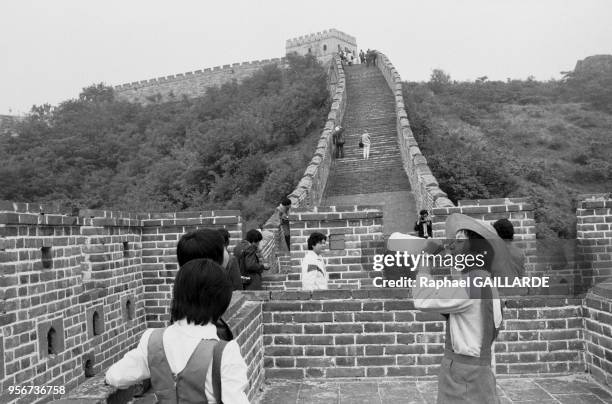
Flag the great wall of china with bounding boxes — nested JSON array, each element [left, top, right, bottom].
[[1, 29, 612, 403]]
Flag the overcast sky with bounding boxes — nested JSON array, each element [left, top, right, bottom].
[[1, 0, 611, 115]]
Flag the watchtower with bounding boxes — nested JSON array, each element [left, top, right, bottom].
[[285, 29, 357, 64]]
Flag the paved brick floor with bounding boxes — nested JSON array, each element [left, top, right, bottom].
[[254, 375, 612, 404]]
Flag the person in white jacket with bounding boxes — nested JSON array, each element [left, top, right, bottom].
[[301, 232, 328, 290]]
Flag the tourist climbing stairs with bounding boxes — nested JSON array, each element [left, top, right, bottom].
[[323, 64, 416, 235]]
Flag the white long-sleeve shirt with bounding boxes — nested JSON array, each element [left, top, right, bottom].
[[301, 250, 328, 290], [105, 320, 249, 404], [413, 271, 502, 358]]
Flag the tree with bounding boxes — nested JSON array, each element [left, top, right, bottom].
[[428, 69, 451, 94]]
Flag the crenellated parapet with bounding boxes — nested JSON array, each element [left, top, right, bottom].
[[285, 28, 357, 48], [286, 28, 357, 64], [114, 57, 287, 103]]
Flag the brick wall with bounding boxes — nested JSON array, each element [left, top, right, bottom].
[[576, 194, 612, 292], [114, 58, 286, 104], [0, 203, 243, 403], [432, 198, 535, 259], [584, 283, 612, 388], [261, 290, 584, 379], [262, 206, 385, 290], [0, 203, 145, 403], [375, 52, 454, 212]]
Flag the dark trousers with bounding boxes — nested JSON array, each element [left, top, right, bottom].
[[336, 144, 344, 158], [285, 235, 290, 251]]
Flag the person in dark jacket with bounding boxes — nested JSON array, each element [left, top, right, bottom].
[[218, 228, 243, 291], [414, 209, 433, 239], [234, 229, 268, 290]]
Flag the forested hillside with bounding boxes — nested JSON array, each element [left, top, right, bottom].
[[0, 54, 329, 228], [404, 62, 612, 239]]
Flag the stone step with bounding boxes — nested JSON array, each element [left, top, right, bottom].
[[323, 62, 413, 202]]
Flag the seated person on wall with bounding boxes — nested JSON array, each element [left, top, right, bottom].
[[234, 229, 268, 290], [105, 259, 250, 404], [301, 232, 328, 290], [177, 228, 236, 340]]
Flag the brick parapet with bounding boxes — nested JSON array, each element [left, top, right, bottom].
[[262, 206, 385, 290], [261, 292, 585, 379], [286, 29, 357, 48], [576, 195, 612, 292], [584, 283, 612, 388], [375, 52, 453, 212], [114, 58, 287, 103]]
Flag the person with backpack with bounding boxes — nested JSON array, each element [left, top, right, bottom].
[[412, 214, 510, 404], [234, 229, 268, 290], [175, 228, 235, 340], [105, 258, 249, 403]]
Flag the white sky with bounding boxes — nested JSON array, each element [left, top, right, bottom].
[[1, 0, 611, 115]]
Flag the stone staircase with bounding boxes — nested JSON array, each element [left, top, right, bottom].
[[323, 64, 412, 197]]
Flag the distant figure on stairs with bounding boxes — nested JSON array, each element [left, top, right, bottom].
[[301, 232, 328, 290], [332, 125, 345, 158], [365, 49, 372, 67], [361, 130, 371, 160], [359, 49, 365, 64], [414, 209, 433, 239]]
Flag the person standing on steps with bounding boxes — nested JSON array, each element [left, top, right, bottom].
[[361, 130, 371, 160], [359, 49, 366, 64], [365, 49, 372, 67], [333, 125, 345, 158], [276, 197, 292, 250]]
